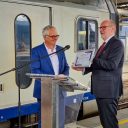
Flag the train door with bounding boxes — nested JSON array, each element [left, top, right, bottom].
[[118, 15, 128, 104], [0, 1, 51, 120]]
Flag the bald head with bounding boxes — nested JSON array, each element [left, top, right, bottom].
[[99, 19, 116, 41]]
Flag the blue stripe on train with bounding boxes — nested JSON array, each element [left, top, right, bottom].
[[0, 102, 39, 122], [0, 92, 95, 122], [83, 92, 95, 101]]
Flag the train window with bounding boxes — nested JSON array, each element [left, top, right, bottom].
[[76, 18, 98, 51], [15, 14, 32, 89]]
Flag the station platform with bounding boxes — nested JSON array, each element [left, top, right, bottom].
[[65, 108, 128, 128]]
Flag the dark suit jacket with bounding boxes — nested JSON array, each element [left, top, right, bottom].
[[84, 36, 124, 98], [31, 43, 69, 99]]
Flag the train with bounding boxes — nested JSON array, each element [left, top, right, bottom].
[[0, 0, 128, 127]]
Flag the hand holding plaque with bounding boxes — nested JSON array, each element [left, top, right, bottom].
[[74, 49, 95, 67]]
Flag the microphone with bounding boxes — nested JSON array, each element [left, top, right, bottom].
[[64, 45, 70, 50], [55, 45, 70, 54]]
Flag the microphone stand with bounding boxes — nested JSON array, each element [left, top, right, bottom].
[[0, 45, 70, 128], [0, 68, 22, 128], [17, 71, 21, 128]]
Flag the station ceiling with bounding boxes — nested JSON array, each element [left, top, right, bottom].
[[113, 0, 128, 9]]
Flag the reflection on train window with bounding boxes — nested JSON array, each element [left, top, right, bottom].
[[119, 17, 128, 62], [88, 22, 97, 49], [76, 18, 98, 51], [15, 14, 32, 89]]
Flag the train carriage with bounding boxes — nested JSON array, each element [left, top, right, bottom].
[[0, 0, 128, 127]]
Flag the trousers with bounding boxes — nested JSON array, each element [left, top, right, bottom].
[[96, 98, 119, 128]]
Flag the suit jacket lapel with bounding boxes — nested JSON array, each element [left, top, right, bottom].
[[105, 36, 115, 49], [100, 36, 115, 57]]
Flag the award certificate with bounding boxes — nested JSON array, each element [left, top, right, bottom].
[[74, 49, 95, 67]]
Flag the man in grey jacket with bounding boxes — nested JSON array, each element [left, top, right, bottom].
[[72, 19, 124, 128]]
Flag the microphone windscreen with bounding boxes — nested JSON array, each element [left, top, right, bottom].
[[65, 45, 70, 50]]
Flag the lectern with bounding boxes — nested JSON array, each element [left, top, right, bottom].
[[27, 73, 87, 128]]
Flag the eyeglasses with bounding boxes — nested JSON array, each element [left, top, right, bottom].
[[98, 26, 111, 30], [46, 35, 60, 38]]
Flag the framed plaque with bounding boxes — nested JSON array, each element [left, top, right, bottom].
[[74, 49, 95, 67]]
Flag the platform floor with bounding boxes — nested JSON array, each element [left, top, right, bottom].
[[65, 108, 128, 128]]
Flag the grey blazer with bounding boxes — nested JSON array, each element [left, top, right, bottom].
[[85, 36, 124, 98]]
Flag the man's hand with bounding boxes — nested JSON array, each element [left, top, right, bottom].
[[71, 64, 84, 71]]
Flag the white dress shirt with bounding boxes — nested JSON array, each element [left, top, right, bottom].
[[44, 44, 59, 75]]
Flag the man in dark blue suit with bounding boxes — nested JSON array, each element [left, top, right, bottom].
[[31, 25, 69, 128], [72, 20, 124, 128]]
